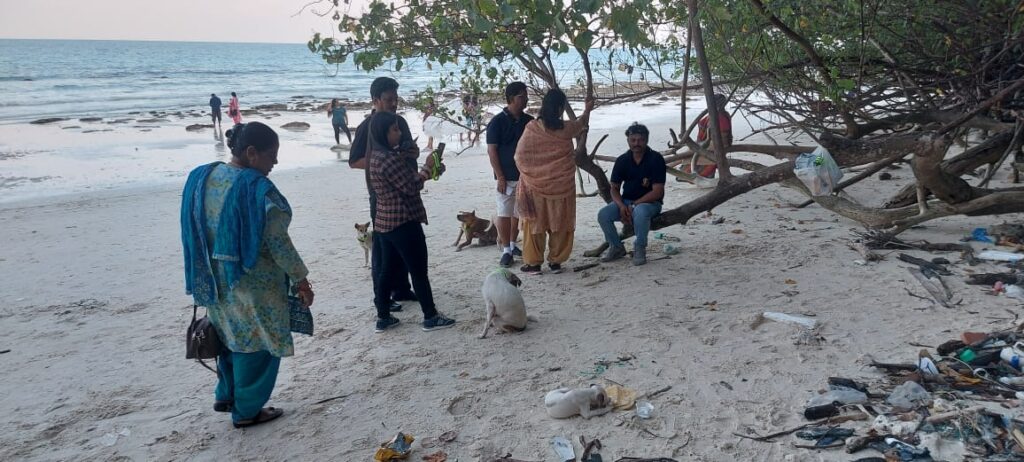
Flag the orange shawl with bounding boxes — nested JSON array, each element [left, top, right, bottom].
[[513, 119, 585, 233]]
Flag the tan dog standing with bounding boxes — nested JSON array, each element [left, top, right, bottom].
[[544, 385, 613, 419], [354, 222, 373, 267], [479, 269, 526, 339], [453, 210, 498, 251]]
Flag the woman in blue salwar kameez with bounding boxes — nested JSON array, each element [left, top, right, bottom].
[[181, 122, 315, 428]]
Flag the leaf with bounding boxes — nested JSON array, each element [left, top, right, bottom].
[[574, 30, 595, 49]]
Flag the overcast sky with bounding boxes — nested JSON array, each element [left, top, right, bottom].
[[0, 0, 363, 43]]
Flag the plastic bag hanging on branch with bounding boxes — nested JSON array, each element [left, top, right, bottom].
[[793, 146, 843, 196]]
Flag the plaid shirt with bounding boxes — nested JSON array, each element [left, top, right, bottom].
[[369, 149, 428, 233]]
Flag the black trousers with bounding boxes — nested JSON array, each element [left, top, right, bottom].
[[333, 123, 352, 144], [372, 221, 437, 320]]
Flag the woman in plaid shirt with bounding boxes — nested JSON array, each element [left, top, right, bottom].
[[366, 111, 457, 333]]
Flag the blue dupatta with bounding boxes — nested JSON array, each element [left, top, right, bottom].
[[181, 162, 291, 305]]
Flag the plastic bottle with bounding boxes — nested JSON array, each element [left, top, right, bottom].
[[1001, 347, 1024, 370], [803, 403, 840, 420], [806, 386, 868, 407], [999, 376, 1024, 386], [959, 348, 977, 363]]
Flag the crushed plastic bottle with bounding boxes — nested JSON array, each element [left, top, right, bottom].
[[886, 381, 931, 410], [635, 401, 654, 419], [806, 385, 868, 407]]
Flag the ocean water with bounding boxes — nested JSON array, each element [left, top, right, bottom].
[[0, 39, 676, 204], [0, 39, 640, 124]]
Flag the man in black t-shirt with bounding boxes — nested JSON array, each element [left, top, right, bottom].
[[485, 82, 533, 268], [348, 77, 419, 305], [597, 123, 666, 266]]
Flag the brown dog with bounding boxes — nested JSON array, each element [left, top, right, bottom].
[[453, 210, 497, 251], [354, 222, 373, 267]]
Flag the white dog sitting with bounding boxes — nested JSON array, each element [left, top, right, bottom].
[[544, 385, 613, 419], [479, 268, 527, 339]]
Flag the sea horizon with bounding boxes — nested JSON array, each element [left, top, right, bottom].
[[0, 39, 642, 125]]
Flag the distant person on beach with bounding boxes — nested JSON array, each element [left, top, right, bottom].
[[684, 93, 732, 179], [209, 93, 222, 127], [485, 81, 532, 268], [180, 121, 315, 429], [349, 77, 419, 311], [460, 93, 480, 146], [513, 89, 593, 275], [228, 92, 242, 125], [421, 97, 437, 152], [366, 111, 455, 333], [328, 99, 351, 145], [597, 123, 666, 266]]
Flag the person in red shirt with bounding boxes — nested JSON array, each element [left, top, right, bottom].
[[687, 93, 732, 178]]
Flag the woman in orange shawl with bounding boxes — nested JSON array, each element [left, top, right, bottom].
[[513, 89, 593, 274]]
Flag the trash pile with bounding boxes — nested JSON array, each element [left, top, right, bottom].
[[755, 327, 1024, 461]]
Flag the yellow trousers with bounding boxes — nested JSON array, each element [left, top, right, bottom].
[[520, 219, 574, 266]]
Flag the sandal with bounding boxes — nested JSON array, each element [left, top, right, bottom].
[[232, 407, 284, 429], [213, 400, 233, 413]]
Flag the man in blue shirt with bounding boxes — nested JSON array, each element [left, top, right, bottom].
[[597, 123, 666, 266], [485, 82, 533, 267], [209, 93, 222, 128]]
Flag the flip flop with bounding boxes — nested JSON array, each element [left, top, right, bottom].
[[232, 407, 284, 429], [213, 400, 233, 413]]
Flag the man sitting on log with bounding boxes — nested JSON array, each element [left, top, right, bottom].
[[597, 123, 667, 266]]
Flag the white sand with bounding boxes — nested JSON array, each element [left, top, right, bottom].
[[2, 100, 1023, 461]]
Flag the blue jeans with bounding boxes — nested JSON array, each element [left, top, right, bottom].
[[597, 200, 662, 249]]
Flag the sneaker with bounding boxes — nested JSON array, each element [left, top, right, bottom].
[[499, 252, 513, 268], [633, 247, 648, 266], [548, 263, 564, 274], [520, 264, 542, 275], [422, 314, 456, 331], [389, 300, 403, 312], [392, 290, 418, 302], [511, 247, 523, 257], [374, 316, 400, 333], [600, 245, 627, 262]]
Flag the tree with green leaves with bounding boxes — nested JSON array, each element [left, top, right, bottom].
[[309, 0, 1024, 247]]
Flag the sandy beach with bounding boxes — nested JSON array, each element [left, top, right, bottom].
[[2, 98, 1024, 461]]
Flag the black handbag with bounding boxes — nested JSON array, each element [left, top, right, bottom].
[[186, 305, 221, 373]]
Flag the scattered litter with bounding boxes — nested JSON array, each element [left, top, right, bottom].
[[635, 401, 654, 419], [604, 384, 637, 410], [977, 250, 1024, 262], [782, 323, 1024, 458], [886, 381, 932, 410], [806, 386, 868, 407], [551, 436, 575, 462], [99, 427, 130, 447], [971, 227, 996, 243], [662, 244, 681, 255], [420, 430, 457, 449], [374, 432, 415, 462], [762, 311, 817, 329]]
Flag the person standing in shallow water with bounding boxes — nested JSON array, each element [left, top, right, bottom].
[[209, 93, 222, 128], [181, 121, 315, 428], [228, 92, 242, 125], [328, 99, 351, 145]]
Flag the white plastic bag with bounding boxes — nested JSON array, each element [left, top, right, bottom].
[[794, 146, 843, 196]]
